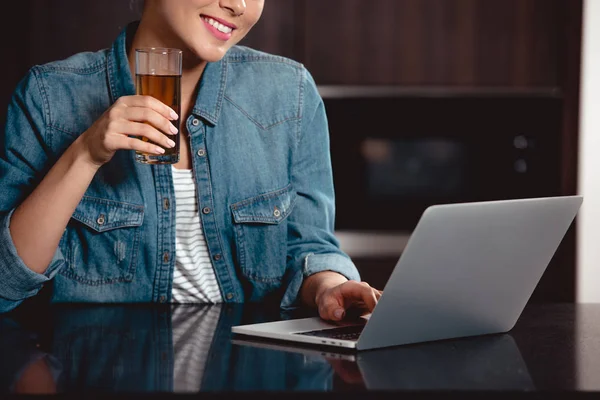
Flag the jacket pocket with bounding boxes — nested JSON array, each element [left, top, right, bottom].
[[231, 185, 296, 300], [59, 196, 144, 285]]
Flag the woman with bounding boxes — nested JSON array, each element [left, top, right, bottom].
[[0, 0, 381, 319]]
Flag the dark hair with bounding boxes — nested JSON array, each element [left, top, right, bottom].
[[129, 0, 145, 13]]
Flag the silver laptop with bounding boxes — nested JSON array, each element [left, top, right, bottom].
[[232, 196, 583, 350]]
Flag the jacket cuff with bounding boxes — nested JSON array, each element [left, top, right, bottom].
[[0, 209, 65, 301], [303, 253, 361, 282], [280, 252, 361, 310]]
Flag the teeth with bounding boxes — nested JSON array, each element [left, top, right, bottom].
[[202, 17, 233, 34]]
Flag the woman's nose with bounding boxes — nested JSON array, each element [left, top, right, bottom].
[[220, 0, 246, 17]]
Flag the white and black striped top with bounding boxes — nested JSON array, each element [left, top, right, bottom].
[[171, 167, 222, 303]]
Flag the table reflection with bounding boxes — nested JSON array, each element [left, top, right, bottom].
[[233, 333, 534, 391], [0, 304, 333, 393], [0, 304, 536, 393]]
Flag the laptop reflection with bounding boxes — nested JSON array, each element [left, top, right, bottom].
[[232, 333, 534, 391]]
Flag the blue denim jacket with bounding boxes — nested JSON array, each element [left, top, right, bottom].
[[0, 23, 360, 313]]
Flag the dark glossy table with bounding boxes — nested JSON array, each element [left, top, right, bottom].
[[1, 302, 599, 396]]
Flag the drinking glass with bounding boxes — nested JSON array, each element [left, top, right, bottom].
[[134, 48, 182, 164]]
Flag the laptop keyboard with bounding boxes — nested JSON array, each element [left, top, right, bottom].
[[295, 325, 364, 341]]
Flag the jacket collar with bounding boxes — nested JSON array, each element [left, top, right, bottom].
[[107, 23, 136, 102], [107, 22, 226, 126]]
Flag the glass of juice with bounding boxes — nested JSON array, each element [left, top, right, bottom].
[[134, 47, 182, 164]]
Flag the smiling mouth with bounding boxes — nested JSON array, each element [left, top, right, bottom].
[[201, 15, 235, 34]]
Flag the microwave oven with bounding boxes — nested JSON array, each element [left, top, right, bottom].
[[322, 88, 563, 234]]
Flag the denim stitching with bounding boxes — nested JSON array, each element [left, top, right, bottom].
[[107, 51, 118, 103], [225, 49, 304, 69], [215, 59, 228, 122], [59, 270, 136, 285], [78, 195, 145, 210], [227, 57, 303, 69], [296, 68, 307, 148], [296, 67, 304, 120], [232, 194, 297, 225], [199, 124, 237, 298], [31, 67, 52, 143], [233, 224, 246, 275], [222, 95, 299, 131], [48, 125, 81, 138], [37, 59, 106, 75], [71, 197, 144, 232], [231, 184, 293, 210]]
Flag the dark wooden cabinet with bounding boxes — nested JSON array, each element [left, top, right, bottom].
[[304, 0, 564, 86], [239, 0, 299, 60], [244, 0, 566, 87], [24, 0, 141, 66]]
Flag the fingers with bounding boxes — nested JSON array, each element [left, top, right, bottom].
[[317, 281, 382, 322], [110, 134, 166, 155], [125, 107, 179, 137], [341, 281, 379, 312], [117, 95, 179, 121], [119, 121, 176, 150], [318, 290, 345, 322]]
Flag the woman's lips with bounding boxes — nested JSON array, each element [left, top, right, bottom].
[[201, 15, 234, 41]]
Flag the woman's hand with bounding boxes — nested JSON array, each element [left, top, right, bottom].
[[316, 280, 382, 321], [78, 95, 179, 167], [300, 271, 382, 322]]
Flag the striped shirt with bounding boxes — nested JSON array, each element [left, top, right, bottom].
[[171, 167, 222, 303]]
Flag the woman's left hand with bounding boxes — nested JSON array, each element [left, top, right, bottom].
[[316, 280, 382, 322]]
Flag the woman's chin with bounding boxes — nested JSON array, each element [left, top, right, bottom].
[[188, 45, 230, 64]]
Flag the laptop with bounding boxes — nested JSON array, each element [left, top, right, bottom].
[[232, 196, 583, 350]]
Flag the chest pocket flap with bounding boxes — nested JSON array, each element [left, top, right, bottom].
[[72, 196, 144, 232], [231, 185, 296, 224]]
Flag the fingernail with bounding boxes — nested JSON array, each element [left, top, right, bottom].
[[155, 147, 165, 154], [170, 109, 178, 120], [170, 124, 178, 135], [166, 138, 176, 148], [334, 309, 345, 320]]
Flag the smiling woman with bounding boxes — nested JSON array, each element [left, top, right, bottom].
[[0, 0, 381, 319]]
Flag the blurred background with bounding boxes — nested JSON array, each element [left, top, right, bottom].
[[1, 0, 596, 304]]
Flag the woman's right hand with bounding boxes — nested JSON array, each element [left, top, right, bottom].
[[77, 95, 179, 167]]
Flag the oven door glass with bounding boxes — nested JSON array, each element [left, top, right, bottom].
[[326, 96, 562, 231]]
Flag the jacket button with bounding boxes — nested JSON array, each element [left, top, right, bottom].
[[197, 149, 206, 157], [159, 295, 166, 303], [273, 208, 281, 218], [163, 251, 170, 263], [213, 254, 222, 261], [163, 198, 170, 210], [97, 214, 106, 225], [192, 118, 200, 126], [226, 293, 234, 300], [202, 207, 211, 215]]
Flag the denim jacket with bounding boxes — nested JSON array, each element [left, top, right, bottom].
[[0, 23, 360, 313]]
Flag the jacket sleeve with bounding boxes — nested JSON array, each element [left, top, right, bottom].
[[280, 68, 361, 310], [0, 68, 66, 314]]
